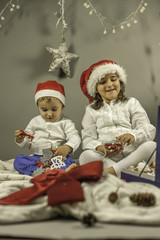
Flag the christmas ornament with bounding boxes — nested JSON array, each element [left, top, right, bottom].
[[50, 155, 66, 170], [46, 0, 78, 77], [46, 38, 78, 77], [20, 129, 34, 150]]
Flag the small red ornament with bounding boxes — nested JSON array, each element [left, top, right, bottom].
[[20, 130, 34, 149]]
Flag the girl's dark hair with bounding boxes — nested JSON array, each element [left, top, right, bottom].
[[91, 81, 128, 110]]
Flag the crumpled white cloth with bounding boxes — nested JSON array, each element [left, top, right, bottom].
[[0, 159, 160, 224]]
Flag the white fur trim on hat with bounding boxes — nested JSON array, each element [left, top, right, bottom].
[[35, 89, 65, 105], [87, 63, 127, 98]]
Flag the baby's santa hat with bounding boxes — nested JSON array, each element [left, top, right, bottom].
[[35, 80, 65, 105], [80, 60, 127, 103]]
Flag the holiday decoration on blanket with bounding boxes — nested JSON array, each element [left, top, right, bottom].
[[40, 148, 66, 169], [0, 0, 20, 29], [130, 193, 156, 207], [104, 141, 124, 158], [46, 0, 79, 77], [20, 130, 34, 150], [33, 148, 67, 176], [82, 213, 97, 227], [108, 192, 118, 203], [83, 0, 148, 35], [50, 155, 66, 170], [109, 190, 156, 207], [40, 148, 53, 166], [0, 161, 103, 207], [32, 166, 44, 177]]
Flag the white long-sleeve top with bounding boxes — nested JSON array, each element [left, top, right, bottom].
[[81, 97, 156, 154], [16, 115, 81, 155]]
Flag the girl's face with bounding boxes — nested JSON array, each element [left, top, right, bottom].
[[38, 97, 63, 122], [97, 73, 121, 104]]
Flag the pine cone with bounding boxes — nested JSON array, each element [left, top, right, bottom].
[[130, 193, 156, 207], [109, 192, 118, 203], [82, 213, 97, 227]]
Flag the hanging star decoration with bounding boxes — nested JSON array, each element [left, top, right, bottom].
[[46, 38, 78, 77], [46, 0, 78, 77]]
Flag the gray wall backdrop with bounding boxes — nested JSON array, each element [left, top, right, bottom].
[[0, 0, 160, 160]]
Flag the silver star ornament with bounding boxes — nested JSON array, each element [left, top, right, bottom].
[[46, 39, 79, 77]]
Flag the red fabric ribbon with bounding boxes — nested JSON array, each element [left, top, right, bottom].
[[0, 161, 103, 206]]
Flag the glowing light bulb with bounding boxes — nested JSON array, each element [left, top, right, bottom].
[[103, 29, 107, 34]]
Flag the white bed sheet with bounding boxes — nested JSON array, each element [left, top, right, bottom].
[[0, 159, 160, 225]]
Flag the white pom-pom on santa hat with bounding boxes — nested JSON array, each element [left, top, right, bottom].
[[80, 60, 127, 103], [35, 80, 65, 105]]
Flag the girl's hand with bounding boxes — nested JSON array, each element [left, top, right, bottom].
[[52, 145, 73, 161], [14, 130, 25, 143], [96, 145, 105, 154], [116, 133, 135, 146]]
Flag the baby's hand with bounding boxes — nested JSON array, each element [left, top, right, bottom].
[[116, 133, 135, 146], [14, 129, 25, 143], [52, 145, 73, 161]]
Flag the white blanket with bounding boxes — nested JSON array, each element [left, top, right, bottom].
[[0, 159, 160, 225]]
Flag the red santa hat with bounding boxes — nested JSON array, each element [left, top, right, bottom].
[[80, 60, 127, 103], [35, 80, 65, 105]]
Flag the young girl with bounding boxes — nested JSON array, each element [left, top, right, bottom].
[[14, 80, 81, 175], [79, 60, 156, 177]]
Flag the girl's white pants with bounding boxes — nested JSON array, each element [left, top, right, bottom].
[[79, 141, 157, 177]]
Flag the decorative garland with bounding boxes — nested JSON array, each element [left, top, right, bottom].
[[0, 0, 20, 29], [83, 0, 148, 35]]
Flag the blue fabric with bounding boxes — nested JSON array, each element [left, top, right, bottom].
[[59, 155, 75, 170], [14, 154, 42, 176], [14, 154, 75, 176]]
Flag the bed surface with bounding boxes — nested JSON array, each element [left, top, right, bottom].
[[1, 219, 160, 240], [1, 159, 160, 240]]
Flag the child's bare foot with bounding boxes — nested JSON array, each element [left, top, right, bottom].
[[104, 167, 117, 176], [65, 163, 77, 172], [150, 161, 156, 168]]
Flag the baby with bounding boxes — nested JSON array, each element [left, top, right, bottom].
[[14, 80, 81, 175]]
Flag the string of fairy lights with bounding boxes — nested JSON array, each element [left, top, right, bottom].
[[83, 0, 148, 35], [0, 0, 20, 28]]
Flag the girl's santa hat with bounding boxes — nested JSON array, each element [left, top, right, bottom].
[[80, 60, 127, 103], [35, 80, 65, 105]]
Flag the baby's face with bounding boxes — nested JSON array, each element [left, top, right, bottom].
[[38, 97, 63, 122], [97, 73, 120, 104]]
